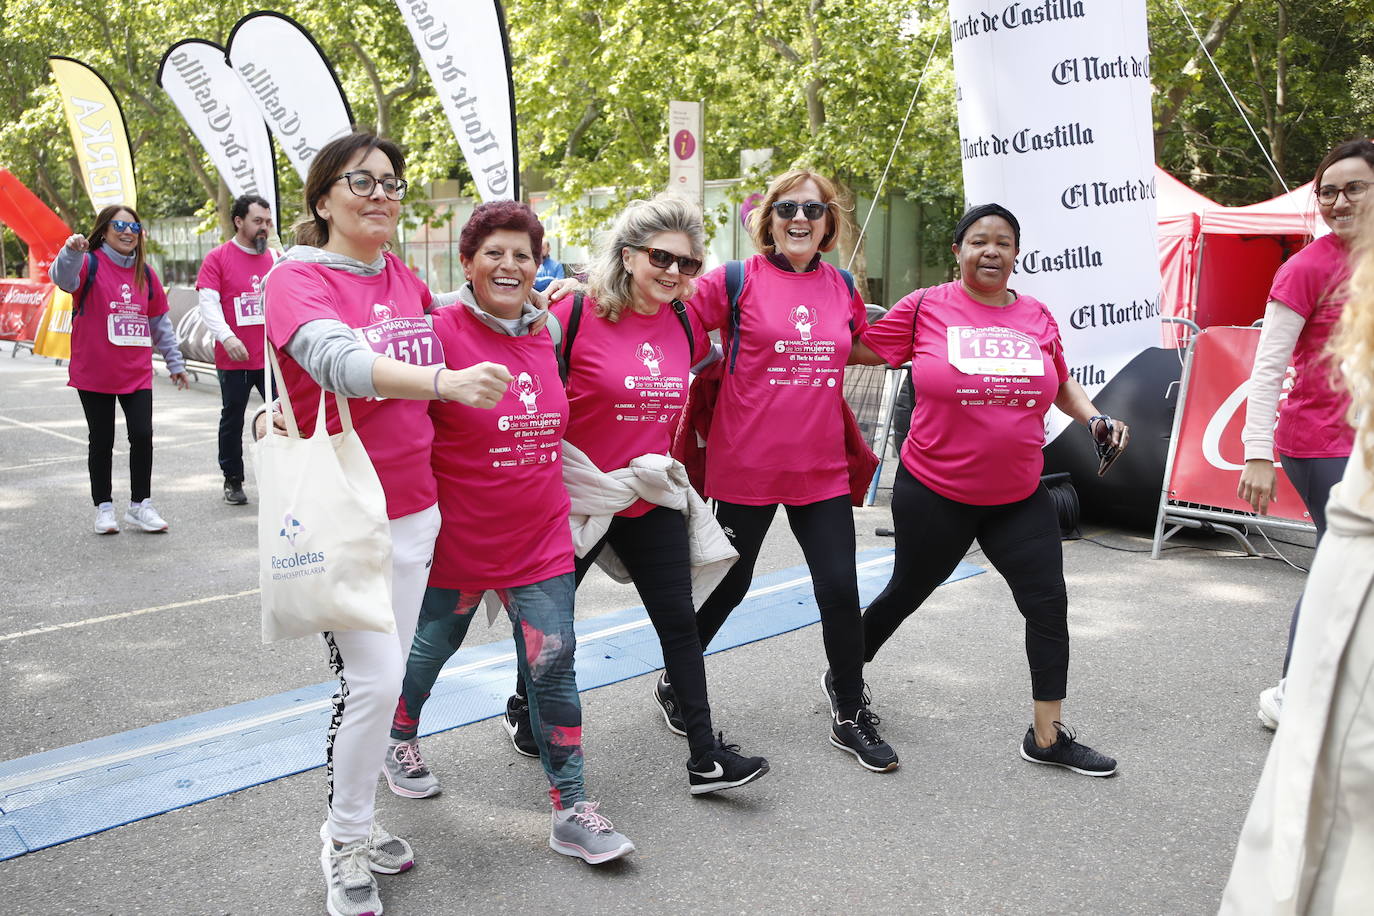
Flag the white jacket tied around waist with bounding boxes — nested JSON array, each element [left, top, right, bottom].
[[561, 441, 737, 608]]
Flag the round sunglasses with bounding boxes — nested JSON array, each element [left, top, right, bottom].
[[771, 200, 829, 220], [634, 245, 703, 277]]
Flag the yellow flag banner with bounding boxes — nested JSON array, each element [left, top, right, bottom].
[[32, 288, 73, 360], [48, 57, 137, 214]]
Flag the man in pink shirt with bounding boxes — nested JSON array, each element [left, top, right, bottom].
[[197, 194, 275, 505]]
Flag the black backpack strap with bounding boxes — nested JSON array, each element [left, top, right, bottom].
[[557, 292, 585, 384], [669, 298, 694, 355], [74, 252, 97, 317], [725, 259, 744, 373], [838, 266, 857, 332]]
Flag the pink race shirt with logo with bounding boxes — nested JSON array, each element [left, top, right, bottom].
[[67, 249, 169, 394], [552, 295, 710, 517], [263, 252, 439, 519], [863, 282, 1068, 506], [196, 241, 274, 370], [691, 255, 868, 505], [427, 305, 573, 590], [1268, 233, 1354, 459]]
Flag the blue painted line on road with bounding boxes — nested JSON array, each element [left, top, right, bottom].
[[0, 549, 981, 860]]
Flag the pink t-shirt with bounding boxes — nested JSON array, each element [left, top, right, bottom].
[[263, 252, 438, 520], [427, 305, 573, 590], [863, 282, 1068, 506], [196, 241, 274, 371], [1268, 234, 1354, 459], [67, 249, 169, 394], [691, 255, 868, 505], [553, 294, 710, 517]]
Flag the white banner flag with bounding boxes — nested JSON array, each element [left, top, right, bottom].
[[949, 0, 1160, 435], [157, 40, 277, 219], [393, 0, 517, 201], [668, 101, 704, 207], [226, 11, 353, 182]]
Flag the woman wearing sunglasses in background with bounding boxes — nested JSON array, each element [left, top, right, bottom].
[[494, 193, 769, 795], [52, 206, 189, 535], [263, 132, 512, 916], [1238, 138, 1374, 732], [658, 169, 899, 773], [850, 203, 1128, 778]]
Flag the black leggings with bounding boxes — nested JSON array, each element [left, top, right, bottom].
[[515, 506, 717, 757], [1278, 452, 1349, 674], [694, 495, 867, 717], [77, 389, 153, 505], [863, 464, 1070, 701]]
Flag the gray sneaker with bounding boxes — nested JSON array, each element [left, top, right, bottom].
[[320, 837, 382, 916], [123, 498, 168, 532], [382, 739, 441, 798], [367, 822, 414, 874], [549, 801, 635, 864]]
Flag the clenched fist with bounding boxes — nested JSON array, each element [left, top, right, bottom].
[[438, 361, 512, 409]]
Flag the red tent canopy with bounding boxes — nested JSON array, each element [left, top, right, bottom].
[[0, 169, 71, 281], [1157, 170, 1323, 336]]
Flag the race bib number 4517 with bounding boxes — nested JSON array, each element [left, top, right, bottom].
[[946, 326, 1045, 376]]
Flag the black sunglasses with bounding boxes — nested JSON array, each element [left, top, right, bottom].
[[634, 246, 703, 277], [110, 219, 142, 234], [771, 200, 829, 220]]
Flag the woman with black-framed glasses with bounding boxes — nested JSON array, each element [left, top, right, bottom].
[[51, 204, 189, 535], [1238, 138, 1374, 732]]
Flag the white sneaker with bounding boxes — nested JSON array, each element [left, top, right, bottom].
[[124, 499, 168, 532], [94, 502, 119, 534], [1257, 678, 1285, 730], [320, 837, 382, 916]]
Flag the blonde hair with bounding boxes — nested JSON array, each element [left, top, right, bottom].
[[587, 193, 704, 322], [746, 169, 852, 256], [1334, 204, 1374, 472]]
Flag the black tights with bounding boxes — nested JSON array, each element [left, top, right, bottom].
[[77, 389, 153, 505], [863, 464, 1070, 701], [694, 495, 867, 717], [515, 507, 718, 757]]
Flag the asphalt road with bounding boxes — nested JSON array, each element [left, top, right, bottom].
[[0, 341, 1305, 914]]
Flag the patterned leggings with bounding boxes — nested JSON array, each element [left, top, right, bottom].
[[390, 574, 584, 809]]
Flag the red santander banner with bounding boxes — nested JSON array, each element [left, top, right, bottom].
[[1168, 325, 1308, 523], [0, 280, 52, 343]]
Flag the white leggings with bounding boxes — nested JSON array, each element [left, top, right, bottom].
[[323, 503, 440, 843]]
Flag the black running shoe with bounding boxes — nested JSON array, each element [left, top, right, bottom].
[[821, 667, 872, 718], [223, 477, 248, 505], [830, 708, 899, 773], [1019, 722, 1117, 777], [503, 694, 538, 758], [653, 673, 687, 736], [687, 733, 770, 795]]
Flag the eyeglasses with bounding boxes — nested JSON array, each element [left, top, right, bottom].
[[336, 171, 409, 201], [634, 246, 703, 277], [1316, 180, 1370, 206], [110, 219, 142, 234], [771, 200, 829, 220]]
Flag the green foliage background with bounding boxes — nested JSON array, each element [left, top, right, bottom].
[[0, 0, 1370, 257]]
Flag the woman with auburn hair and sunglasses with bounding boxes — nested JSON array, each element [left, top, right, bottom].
[[52, 205, 189, 535], [262, 131, 511, 916], [488, 193, 769, 796], [1237, 138, 1374, 732], [655, 169, 900, 773]]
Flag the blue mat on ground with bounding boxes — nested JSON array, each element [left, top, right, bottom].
[[0, 549, 981, 860]]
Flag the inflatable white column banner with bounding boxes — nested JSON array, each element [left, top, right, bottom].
[[393, 0, 518, 201], [157, 40, 278, 220], [949, 0, 1160, 435], [226, 12, 354, 182]]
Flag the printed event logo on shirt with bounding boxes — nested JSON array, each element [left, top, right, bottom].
[[495, 371, 562, 467], [635, 341, 664, 377], [354, 300, 444, 367], [233, 275, 265, 326], [618, 338, 687, 420], [270, 512, 326, 579], [789, 304, 816, 340], [769, 301, 839, 388], [107, 283, 151, 347]]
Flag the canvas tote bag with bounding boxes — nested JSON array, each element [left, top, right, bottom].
[[256, 344, 394, 641]]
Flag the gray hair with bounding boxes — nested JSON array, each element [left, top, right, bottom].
[[588, 193, 705, 321]]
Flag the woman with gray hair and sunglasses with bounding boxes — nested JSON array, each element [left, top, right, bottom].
[[500, 193, 770, 795]]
